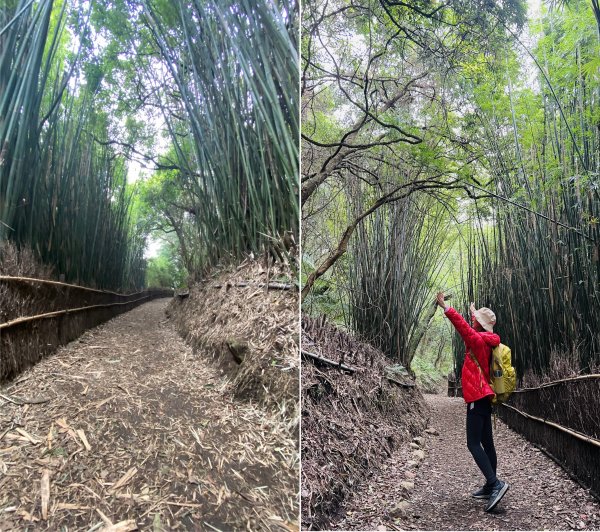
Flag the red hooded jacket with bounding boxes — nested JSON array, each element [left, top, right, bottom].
[[445, 306, 500, 403]]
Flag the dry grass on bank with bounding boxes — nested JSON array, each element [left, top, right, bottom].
[[167, 258, 299, 427], [0, 242, 55, 324], [301, 315, 430, 530]]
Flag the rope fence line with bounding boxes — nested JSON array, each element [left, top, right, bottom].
[[513, 374, 600, 392], [500, 402, 600, 449], [0, 275, 144, 296], [0, 296, 152, 331], [0, 289, 173, 383]]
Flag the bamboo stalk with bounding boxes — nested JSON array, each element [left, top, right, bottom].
[[301, 350, 356, 373], [348, 198, 448, 368], [512, 374, 600, 392], [139, 0, 298, 275]]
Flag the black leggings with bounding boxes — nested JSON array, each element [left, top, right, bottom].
[[466, 397, 497, 485]]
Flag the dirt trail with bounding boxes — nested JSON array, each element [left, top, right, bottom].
[[332, 394, 600, 531], [0, 299, 297, 531]]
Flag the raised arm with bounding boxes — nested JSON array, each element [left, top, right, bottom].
[[436, 292, 481, 350]]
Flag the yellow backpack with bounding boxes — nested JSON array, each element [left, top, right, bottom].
[[489, 343, 516, 404]]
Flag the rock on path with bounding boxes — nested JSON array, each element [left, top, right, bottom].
[[332, 394, 600, 531], [0, 299, 297, 531]]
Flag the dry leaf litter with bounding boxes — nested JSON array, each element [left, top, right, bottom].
[[166, 259, 298, 421], [301, 315, 429, 530], [331, 394, 600, 531], [0, 260, 299, 531]]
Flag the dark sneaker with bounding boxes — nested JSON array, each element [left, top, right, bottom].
[[471, 484, 493, 499], [485, 480, 509, 512]]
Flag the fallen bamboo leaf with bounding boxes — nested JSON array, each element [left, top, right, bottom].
[[18, 509, 39, 522], [0, 393, 49, 405], [41, 469, 50, 520], [94, 395, 116, 409], [56, 503, 92, 511], [55, 418, 70, 430], [35, 457, 59, 467], [100, 519, 138, 532], [0, 445, 20, 454], [76, 429, 91, 451], [189, 428, 202, 445], [110, 467, 138, 492], [152, 513, 162, 532], [115, 493, 150, 502], [116, 384, 132, 397], [165, 501, 203, 508], [96, 508, 113, 526], [68, 483, 101, 500], [203, 522, 224, 532], [68, 430, 81, 445], [15, 428, 41, 445], [0, 425, 12, 442], [47, 426, 53, 450], [231, 469, 244, 481], [54, 418, 80, 444]]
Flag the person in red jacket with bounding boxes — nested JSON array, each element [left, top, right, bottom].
[[436, 292, 509, 513]]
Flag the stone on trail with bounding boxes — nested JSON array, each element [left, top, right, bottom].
[[424, 427, 439, 436], [407, 460, 419, 468], [412, 449, 426, 461], [404, 471, 416, 479], [412, 436, 424, 446], [400, 481, 414, 491], [389, 500, 411, 518], [409, 442, 420, 450]]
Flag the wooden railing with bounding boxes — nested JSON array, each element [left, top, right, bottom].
[[498, 375, 600, 500], [0, 278, 172, 383]]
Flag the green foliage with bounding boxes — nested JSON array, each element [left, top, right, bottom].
[[302, 0, 599, 383], [146, 239, 187, 289], [451, 0, 600, 378], [300, 257, 348, 324], [139, 0, 299, 276], [301, 0, 530, 360]]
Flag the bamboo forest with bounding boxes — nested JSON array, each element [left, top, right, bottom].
[[3, 0, 600, 529], [301, 0, 600, 530], [1, 0, 298, 289], [1, 0, 299, 529]]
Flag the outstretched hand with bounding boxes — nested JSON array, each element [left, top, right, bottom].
[[470, 302, 476, 314], [436, 291, 447, 309]]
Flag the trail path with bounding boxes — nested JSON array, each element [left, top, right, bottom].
[[332, 394, 600, 531], [0, 299, 297, 531]]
